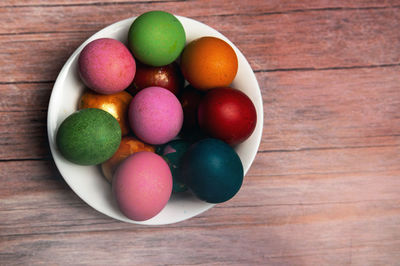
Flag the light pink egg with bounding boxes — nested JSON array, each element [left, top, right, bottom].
[[112, 151, 172, 221], [78, 38, 136, 94], [129, 86, 183, 145]]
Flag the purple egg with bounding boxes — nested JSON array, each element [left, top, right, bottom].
[[78, 38, 136, 94], [129, 86, 183, 145]]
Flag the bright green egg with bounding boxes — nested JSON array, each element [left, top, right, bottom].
[[128, 11, 186, 66], [56, 108, 121, 165]]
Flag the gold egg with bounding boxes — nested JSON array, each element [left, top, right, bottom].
[[79, 90, 133, 136]]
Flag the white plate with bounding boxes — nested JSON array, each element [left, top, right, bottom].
[[47, 15, 263, 225]]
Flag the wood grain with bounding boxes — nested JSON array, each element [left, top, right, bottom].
[[2, 159, 400, 265], [2, 66, 400, 159], [2, 0, 399, 10], [1, 0, 400, 265], [1, 5, 400, 82], [259, 66, 400, 151]]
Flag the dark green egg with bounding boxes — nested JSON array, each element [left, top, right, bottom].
[[161, 139, 191, 192], [56, 108, 121, 165], [180, 138, 244, 203]]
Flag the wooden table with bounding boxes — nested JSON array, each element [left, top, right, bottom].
[[2, 1, 400, 265]]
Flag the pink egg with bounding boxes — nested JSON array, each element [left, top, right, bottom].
[[129, 86, 183, 145], [112, 151, 172, 221], [78, 38, 136, 94]]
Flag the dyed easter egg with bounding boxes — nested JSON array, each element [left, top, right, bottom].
[[78, 38, 136, 94], [128, 11, 186, 66], [113, 151, 172, 221], [180, 37, 238, 90], [198, 87, 257, 145], [56, 108, 121, 165], [79, 90, 132, 136], [129, 86, 183, 145], [161, 139, 190, 192], [127, 62, 184, 96], [179, 85, 204, 134], [180, 138, 243, 203], [101, 136, 155, 182]]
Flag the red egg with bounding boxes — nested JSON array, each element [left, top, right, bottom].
[[127, 62, 184, 95], [198, 87, 257, 145]]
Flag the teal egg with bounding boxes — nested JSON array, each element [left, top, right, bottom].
[[180, 138, 244, 203], [128, 11, 186, 66], [162, 139, 191, 192], [155, 143, 165, 155]]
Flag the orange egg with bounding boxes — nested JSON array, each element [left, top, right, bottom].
[[101, 136, 155, 182], [180, 36, 238, 91], [79, 90, 133, 136]]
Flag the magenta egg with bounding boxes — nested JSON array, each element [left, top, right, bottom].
[[78, 38, 136, 94], [129, 86, 183, 145], [112, 151, 172, 221]]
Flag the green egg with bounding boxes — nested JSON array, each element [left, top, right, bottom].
[[56, 108, 121, 165], [128, 11, 186, 66]]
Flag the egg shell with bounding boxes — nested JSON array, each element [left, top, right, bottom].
[[180, 36, 238, 90], [78, 90, 133, 136], [56, 108, 121, 165], [179, 85, 205, 133], [198, 87, 257, 145], [128, 11, 186, 66], [101, 136, 155, 182], [162, 139, 191, 192], [180, 138, 243, 203], [113, 151, 172, 221], [78, 38, 136, 94], [127, 62, 184, 96], [129, 86, 183, 145]]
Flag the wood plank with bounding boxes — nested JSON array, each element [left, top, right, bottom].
[[1, 1, 400, 265], [1, 65, 399, 159], [0, 160, 66, 200], [0, 33, 85, 83], [1, 159, 400, 264], [0, 84, 51, 160], [2, 0, 399, 10], [2, 145, 400, 233], [1, 0, 180, 7], [0, 83, 52, 112], [0, 110, 49, 160], [2, 222, 400, 265], [1, 7, 400, 82], [258, 66, 400, 151]]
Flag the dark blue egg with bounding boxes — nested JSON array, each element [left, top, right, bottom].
[[162, 139, 191, 192], [180, 138, 243, 203]]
